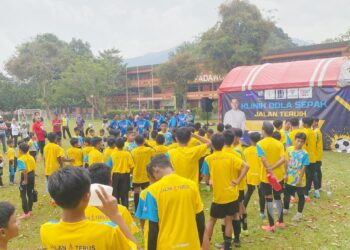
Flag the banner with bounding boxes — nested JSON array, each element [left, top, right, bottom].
[[221, 86, 350, 152]]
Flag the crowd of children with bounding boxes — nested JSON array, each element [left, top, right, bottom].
[[0, 112, 324, 250]]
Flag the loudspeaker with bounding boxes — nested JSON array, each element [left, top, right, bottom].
[[201, 97, 214, 112]]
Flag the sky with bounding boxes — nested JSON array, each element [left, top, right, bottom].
[[0, 0, 349, 71]]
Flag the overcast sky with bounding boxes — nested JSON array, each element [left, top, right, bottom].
[[0, 0, 349, 71]]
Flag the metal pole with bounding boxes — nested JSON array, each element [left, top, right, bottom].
[[151, 64, 154, 108], [137, 66, 141, 109], [125, 67, 129, 109]]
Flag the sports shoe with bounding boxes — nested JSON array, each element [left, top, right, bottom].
[[290, 196, 297, 203], [261, 225, 275, 232], [259, 212, 266, 219], [214, 242, 224, 249], [305, 196, 311, 202], [276, 222, 285, 228], [314, 191, 320, 199], [18, 213, 30, 220], [233, 239, 241, 247], [292, 213, 303, 222], [283, 209, 289, 215], [242, 229, 249, 236]]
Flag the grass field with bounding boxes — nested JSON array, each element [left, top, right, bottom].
[[1, 121, 350, 249]]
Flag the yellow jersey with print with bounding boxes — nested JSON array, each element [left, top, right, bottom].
[[108, 149, 134, 174], [287, 128, 302, 146], [131, 146, 155, 183], [146, 139, 157, 149], [87, 148, 104, 166], [201, 151, 243, 204], [7, 147, 16, 161], [167, 144, 208, 186], [302, 128, 317, 163], [85, 204, 139, 235], [188, 137, 201, 147], [167, 142, 178, 150], [142, 174, 203, 250], [257, 137, 285, 183], [17, 153, 36, 173], [44, 143, 64, 176], [275, 129, 287, 145], [66, 147, 83, 167], [223, 147, 246, 190], [82, 146, 93, 158], [135, 187, 150, 250], [154, 145, 168, 155], [103, 147, 117, 163], [314, 128, 323, 161], [40, 219, 136, 250], [285, 146, 309, 187], [243, 146, 261, 186]]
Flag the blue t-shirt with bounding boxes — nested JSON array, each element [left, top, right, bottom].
[[160, 132, 173, 146], [178, 114, 187, 127], [154, 115, 165, 130], [168, 116, 177, 129], [118, 120, 132, 137], [109, 119, 119, 130], [136, 119, 150, 135]]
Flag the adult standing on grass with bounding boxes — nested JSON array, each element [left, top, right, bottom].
[[75, 114, 85, 137], [0, 116, 8, 153], [61, 113, 71, 139], [32, 116, 46, 157], [10, 119, 20, 148], [52, 113, 62, 138]]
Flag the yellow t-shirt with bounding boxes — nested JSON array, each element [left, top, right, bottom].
[[109, 150, 134, 174], [188, 137, 201, 147], [66, 147, 83, 167], [40, 219, 136, 250], [167, 144, 208, 186], [103, 147, 117, 163], [85, 205, 139, 235], [257, 137, 285, 183], [275, 129, 287, 145], [17, 153, 36, 173], [135, 187, 150, 250], [314, 128, 323, 161], [62, 117, 68, 127], [44, 143, 64, 176], [142, 174, 203, 250], [7, 147, 16, 161], [168, 142, 178, 150], [154, 145, 168, 155], [202, 151, 242, 203], [288, 128, 302, 146], [146, 139, 157, 149], [302, 128, 317, 163], [82, 146, 94, 158], [243, 146, 261, 186], [227, 146, 246, 191], [131, 146, 155, 183], [88, 148, 104, 166]]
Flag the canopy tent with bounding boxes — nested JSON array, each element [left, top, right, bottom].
[[218, 57, 350, 152]]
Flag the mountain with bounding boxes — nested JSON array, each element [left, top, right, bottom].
[[125, 47, 177, 67]]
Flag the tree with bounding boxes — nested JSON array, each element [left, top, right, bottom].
[[157, 52, 199, 108], [5, 33, 73, 116], [323, 28, 350, 43], [69, 38, 93, 58], [263, 26, 296, 53], [199, 0, 275, 73]]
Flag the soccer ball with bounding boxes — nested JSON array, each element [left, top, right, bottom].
[[334, 138, 350, 153]]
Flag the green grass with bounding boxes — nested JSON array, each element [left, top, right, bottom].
[[1, 121, 350, 249]]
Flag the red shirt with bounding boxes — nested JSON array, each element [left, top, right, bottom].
[[32, 121, 45, 141], [52, 118, 62, 133]]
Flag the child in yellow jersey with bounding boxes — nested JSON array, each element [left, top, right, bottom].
[[66, 138, 83, 167], [302, 117, 318, 200], [154, 134, 168, 155], [82, 137, 93, 167], [103, 137, 117, 163], [0, 201, 20, 249], [17, 143, 36, 219], [313, 118, 323, 192], [7, 139, 16, 185], [257, 122, 285, 231], [44, 133, 64, 179], [131, 135, 155, 212], [166, 128, 211, 187], [286, 118, 302, 147], [40, 167, 136, 249], [146, 130, 158, 149], [243, 132, 265, 219], [283, 132, 309, 222], [86, 164, 139, 237], [202, 133, 249, 248], [167, 132, 179, 149], [86, 137, 104, 167], [108, 138, 134, 208], [273, 120, 287, 146], [142, 154, 209, 250]]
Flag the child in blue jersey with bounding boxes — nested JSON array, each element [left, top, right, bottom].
[[118, 114, 133, 137], [167, 111, 177, 130], [136, 114, 150, 135]]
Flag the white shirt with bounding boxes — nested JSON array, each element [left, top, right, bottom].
[[223, 109, 246, 130], [11, 123, 20, 136]]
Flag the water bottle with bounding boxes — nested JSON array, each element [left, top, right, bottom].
[[327, 182, 332, 197]]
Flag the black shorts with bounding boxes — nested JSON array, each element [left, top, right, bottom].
[[260, 181, 284, 196], [210, 200, 239, 219], [238, 190, 245, 202], [133, 182, 149, 189]]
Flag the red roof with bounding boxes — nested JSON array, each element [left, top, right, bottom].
[[218, 57, 347, 93]]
